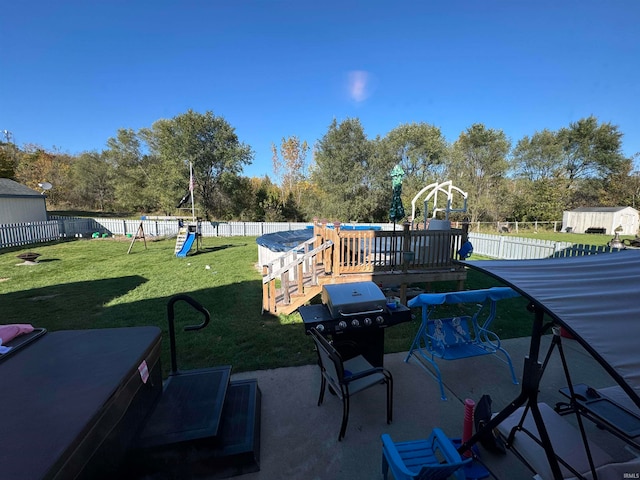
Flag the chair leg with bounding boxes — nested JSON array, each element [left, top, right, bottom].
[[386, 376, 393, 424], [381, 451, 389, 480], [318, 375, 326, 406], [339, 394, 350, 441]]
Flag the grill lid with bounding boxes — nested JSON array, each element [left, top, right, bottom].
[[322, 281, 386, 318]]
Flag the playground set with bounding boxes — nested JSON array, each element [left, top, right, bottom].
[[174, 219, 202, 257]]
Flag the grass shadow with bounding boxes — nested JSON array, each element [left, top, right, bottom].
[[99, 280, 315, 376], [0, 276, 148, 327], [190, 243, 243, 255]]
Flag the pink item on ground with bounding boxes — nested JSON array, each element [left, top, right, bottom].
[[462, 398, 476, 457], [0, 324, 35, 343]]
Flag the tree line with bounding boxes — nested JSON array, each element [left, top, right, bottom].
[[1, 110, 638, 224]]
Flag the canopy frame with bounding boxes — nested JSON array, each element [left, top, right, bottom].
[[455, 252, 640, 480]]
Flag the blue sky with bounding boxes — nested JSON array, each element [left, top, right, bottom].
[[2, 1, 639, 179]]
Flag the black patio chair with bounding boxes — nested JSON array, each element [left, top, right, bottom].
[[309, 327, 393, 441]]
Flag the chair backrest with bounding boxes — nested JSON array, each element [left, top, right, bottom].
[[309, 328, 345, 388], [427, 316, 473, 350]]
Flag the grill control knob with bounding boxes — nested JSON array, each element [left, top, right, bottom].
[[351, 319, 360, 327], [337, 321, 347, 330], [376, 315, 385, 325], [363, 317, 372, 326], [316, 324, 325, 333]]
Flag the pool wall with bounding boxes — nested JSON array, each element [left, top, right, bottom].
[[257, 225, 386, 279]]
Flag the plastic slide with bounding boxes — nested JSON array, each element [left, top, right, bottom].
[[176, 232, 196, 258]]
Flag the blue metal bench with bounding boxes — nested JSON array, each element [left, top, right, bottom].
[[405, 287, 520, 400]]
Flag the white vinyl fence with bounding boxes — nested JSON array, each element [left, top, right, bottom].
[[0, 217, 401, 249], [468, 233, 573, 259], [1, 217, 612, 261]]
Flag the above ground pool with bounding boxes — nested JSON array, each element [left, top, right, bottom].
[[256, 229, 314, 253], [256, 225, 383, 269]]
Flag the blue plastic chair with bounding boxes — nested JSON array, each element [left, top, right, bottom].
[[405, 287, 520, 400], [381, 428, 471, 480]]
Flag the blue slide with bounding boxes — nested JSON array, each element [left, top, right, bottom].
[[176, 232, 196, 257]]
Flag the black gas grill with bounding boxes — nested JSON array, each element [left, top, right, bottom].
[[298, 282, 412, 367]]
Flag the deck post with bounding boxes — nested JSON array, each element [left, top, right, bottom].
[[400, 222, 411, 304], [262, 265, 269, 313], [332, 222, 341, 277], [313, 217, 319, 249], [461, 216, 470, 245]]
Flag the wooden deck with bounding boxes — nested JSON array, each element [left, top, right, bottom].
[[261, 220, 468, 315]]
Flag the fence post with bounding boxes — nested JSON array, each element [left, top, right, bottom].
[[58, 218, 66, 237], [498, 235, 505, 259]]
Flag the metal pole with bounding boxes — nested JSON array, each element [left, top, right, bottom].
[[189, 162, 195, 223]]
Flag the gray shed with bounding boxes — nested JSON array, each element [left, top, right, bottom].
[[0, 178, 48, 224], [562, 206, 639, 235]]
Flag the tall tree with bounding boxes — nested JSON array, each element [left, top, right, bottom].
[[384, 122, 448, 186], [382, 123, 449, 221], [311, 118, 374, 221], [512, 129, 564, 181], [558, 116, 627, 188], [508, 178, 565, 222], [249, 176, 283, 221], [69, 152, 115, 211], [143, 110, 253, 219], [14, 146, 73, 206], [449, 124, 511, 223], [271, 136, 309, 208], [104, 128, 155, 212], [0, 141, 18, 179]]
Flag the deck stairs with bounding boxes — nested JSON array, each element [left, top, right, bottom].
[[262, 239, 331, 315]]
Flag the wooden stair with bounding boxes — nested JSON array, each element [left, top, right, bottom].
[[262, 240, 332, 315], [274, 282, 322, 315]]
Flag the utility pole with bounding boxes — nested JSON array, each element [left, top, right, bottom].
[[1, 130, 16, 178]]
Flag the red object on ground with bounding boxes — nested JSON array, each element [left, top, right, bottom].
[[463, 398, 475, 457]]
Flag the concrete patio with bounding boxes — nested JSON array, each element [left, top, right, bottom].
[[231, 335, 639, 480]]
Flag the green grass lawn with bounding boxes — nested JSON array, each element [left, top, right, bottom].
[[1, 235, 535, 375]]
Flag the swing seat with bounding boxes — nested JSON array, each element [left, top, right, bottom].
[[426, 315, 496, 360], [405, 287, 520, 400]]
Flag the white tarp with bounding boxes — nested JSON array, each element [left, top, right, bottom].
[[462, 250, 640, 408]]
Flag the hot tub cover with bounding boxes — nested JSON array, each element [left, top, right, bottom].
[[461, 250, 640, 409]]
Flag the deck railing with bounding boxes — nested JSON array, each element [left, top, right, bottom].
[[261, 237, 332, 314], [259, 220, 467, 313], [314, 220, 465, 275]]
